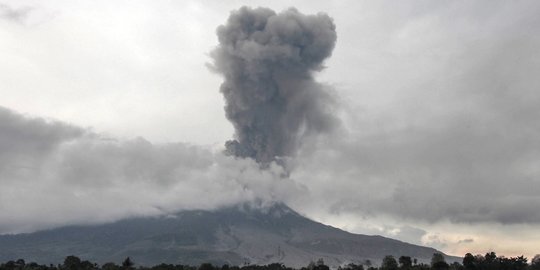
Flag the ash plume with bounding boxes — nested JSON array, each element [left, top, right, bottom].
[[211, 7, 338, 164]]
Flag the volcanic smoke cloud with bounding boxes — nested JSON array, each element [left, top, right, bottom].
[[211, 7, 338, 164]]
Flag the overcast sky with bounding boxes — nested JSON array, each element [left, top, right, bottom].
[[1, 0, 540, 259]]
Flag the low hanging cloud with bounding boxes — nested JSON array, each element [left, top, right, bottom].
[[210, 7, 338, 164], [0, 106, 301, 234]]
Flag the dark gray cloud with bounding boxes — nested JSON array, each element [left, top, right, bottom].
[[0, 107, 82, 154], [288, 0, 540, 226], [0, 106, 83, 180], [0, 3, 33, 23], [210, 7, 338, 164]]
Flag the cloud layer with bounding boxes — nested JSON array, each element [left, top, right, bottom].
[[0, 106, 301, 234]]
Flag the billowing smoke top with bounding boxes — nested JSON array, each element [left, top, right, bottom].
[[211, 7, 338, 165]]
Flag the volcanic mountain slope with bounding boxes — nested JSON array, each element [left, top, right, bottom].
[[0, 204, 456, 267]]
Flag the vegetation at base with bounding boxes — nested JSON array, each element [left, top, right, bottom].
[[0, 252, 538, 270]]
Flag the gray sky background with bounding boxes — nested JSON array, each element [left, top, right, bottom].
[[1, 0, 540, 258]]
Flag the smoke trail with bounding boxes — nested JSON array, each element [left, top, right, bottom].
[[211, 7, 338, 164]]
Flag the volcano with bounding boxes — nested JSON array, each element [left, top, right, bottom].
[[0, 203, 455, 267]]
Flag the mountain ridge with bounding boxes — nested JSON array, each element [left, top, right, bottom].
[[0, 203, 458, 267]]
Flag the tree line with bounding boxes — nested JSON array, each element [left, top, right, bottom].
[[0, 252, 539, 270], [374, 252, 538, 270]]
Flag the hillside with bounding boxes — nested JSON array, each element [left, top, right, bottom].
[[0, 204, 456, 267]]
